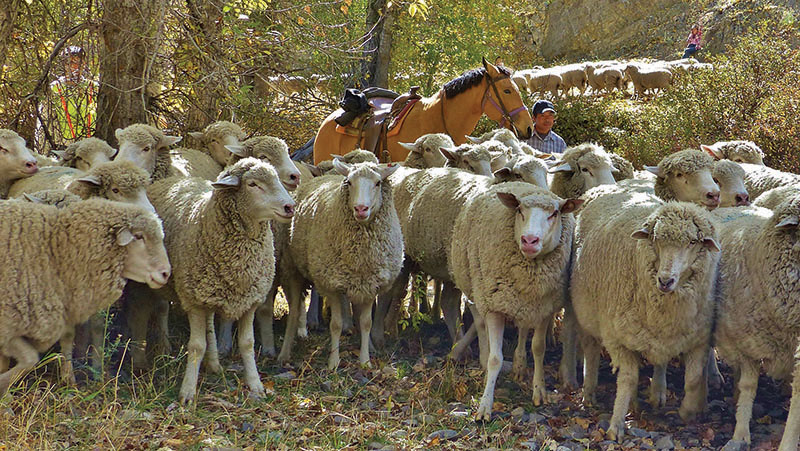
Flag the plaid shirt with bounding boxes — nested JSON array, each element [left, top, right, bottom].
[[527, 130, 566, 154]]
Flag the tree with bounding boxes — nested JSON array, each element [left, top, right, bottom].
[[360, 0, 390, 87]]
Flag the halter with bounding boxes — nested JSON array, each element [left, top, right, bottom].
[[482, 73, 528, 136]]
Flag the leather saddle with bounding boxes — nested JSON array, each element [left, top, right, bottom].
[[334, 86, 422, 162]]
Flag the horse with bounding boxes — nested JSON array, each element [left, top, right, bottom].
[[313, 58, 534, 164]]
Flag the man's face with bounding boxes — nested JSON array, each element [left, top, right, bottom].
[[66, 55, 83, 79], [534, 111, 555, 135]]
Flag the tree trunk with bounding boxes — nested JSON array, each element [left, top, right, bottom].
[[373, 3, 396, 89], [359, 0, 388, 88], [95, 0, 167, 146], [183, 0, 224, 136], [0, 1, 21, 75]]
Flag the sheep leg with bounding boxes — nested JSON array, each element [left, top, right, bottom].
[[475, 312, 505, 422], [255, 289, 277, 357], [730, 360, 759, 443], [277, 277, 304, 364], [327, 293, 343, 370], [531, 317, 550, 406], [179, 309, 207, 404], [373, 264, 409, 348], [559, 303, 579, 389], [511, 327, 529, 383], [449, 322, 477, 361], [340, 296, 354, 334], [151, 297, 171, 358], [128, 293, 152, 371], [0, 337, 39, 396], [88, 313, 106, 375], [679, 345, 708, 421], [0, 355, 8, 373], [238, 305, 265, 399], [59, 327, 77, 386], [708, 347, 724, 389], [202, 312, 222, 374], [649, 364, 667, 408], [296, 293, 308, 338], [607, 349, 639, 442], [581, 334, 602, 406], [472, 305, 489, 370], [306, 288, 321, 331], [216, 319, 234, 358], [778, 357, 800, 451], [356, 300, 373, 368], [441, 281, 463, 344], [431, 279, 442, 319]]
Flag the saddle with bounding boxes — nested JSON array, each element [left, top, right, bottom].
[[334, 86, 422, 162]]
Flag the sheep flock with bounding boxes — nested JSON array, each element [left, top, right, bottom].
[[3, 121, 800, 449]]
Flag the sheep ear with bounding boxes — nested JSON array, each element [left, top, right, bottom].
[[225, 144, 246, 157], [493, 167, 513, 181], [212, 175, 241, 189], [536, 153, 552, 160], [548, 162, 573, 174], [110, 148, 119, 159], [398, 142, 417, 153], [114, 128, 124, 140], [332, 158, 352, 176], [116, 228, 135, 246], [560, 198, 584, 214], [160, 135, 182, 148], [631, 228, 650, 240], [378, 163, 399, 179], [775, 215, 800, 230], [22, 193, 44, 204], [644, 165, 661, 177], [610, 164, 620, 173], [51, 150, 66, 159], [77, 175, 102, 186], [496, 192, 519, 210], [702, 237, 721, 252], [465, 135, 482, 144], [701, 144, 723, 160], [188, 132, 205, 140], [301, 162, 323, 177], [440, 148, 458, 162]]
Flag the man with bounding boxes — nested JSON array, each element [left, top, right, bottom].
[[526, 99, 566, 154], [50, 46, 97, 141]]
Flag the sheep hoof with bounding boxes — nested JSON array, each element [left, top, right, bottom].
[[678, 402, 700, 422], [606, 421, 625, 442], [582, 391, 597, 407], [248, 388, 266, 400], [261, 346, 276, 358], [532, 386, 549, 406], [360, 360, 372, 370], [511, 365, 527, 384], [276, 352, 291, 364], [559, 365, 578, 390], [203, 361, 223, 375], [649, 388, 667, 408], [178, 390, 195, 405], [475, 400, 493, 422], [296, 327, 308, 339], [327, 354, 340, 371]]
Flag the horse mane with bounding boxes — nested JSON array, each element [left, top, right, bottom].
[[443, 66, 511, 99]]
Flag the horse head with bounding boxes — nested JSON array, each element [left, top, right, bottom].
[[481, 57, 533, 140]]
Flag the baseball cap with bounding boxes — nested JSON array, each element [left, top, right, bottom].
[[532, 100, 556, 116]]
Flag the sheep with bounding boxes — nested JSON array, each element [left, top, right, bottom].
[[624, 63, 672, 98], [398, 133, 453, 169], [739, 163, 800, 200], [710, 197, 800, 446], [780, 344, 800, 451], [54, 137, 116, 171], [511, 72, 528, 91], [0, 129, 39, 198], [586, 65, 625, 94], [227, 136, 303, 190], [525, 69, 562, 98], [8, 160, 154, 212], [553, 63, 588, 96], [646, 149, 720, 209], [316, 149, 379, 174], [278, 161, 403, 369], [442, 143, 494, 176], [466, 128, 552, 162], [712, 159, 750, 207], [609, 153, 635, 181], [186, 120, 246, 167], [168, 148, 224, 181], [753, 185, 800, 210], [571, 192, 720, 441], [20, 189, 81, 208], [450, 183, 580, 419], [142, 158, 295, 403], [0, 198, 170, 395], [702, 141, 765, 166], [113, 123, 182, 181], [548, 143, 620, 199]]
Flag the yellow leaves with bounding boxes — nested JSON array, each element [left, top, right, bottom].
[[574, 417, 592, 429], [344, 0, 352, 5], [297, 16, 305, 25], [340, 4, 349, 15], [384, 395, 394, 410], [408, 0, 429, 19], [304, 5, 311, 13]]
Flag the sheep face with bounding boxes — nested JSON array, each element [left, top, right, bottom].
[[701, 142, 765, 166], [712, 161, 750, 207], [442, 144, 493, 176], [400, 133, 452, 168], [232, 137, 302, 191], [494, 156, 549, 189], [632, 207, 720, 293], [655, 167, 720, 209], [334, 160, 399, 223], [76, 149, 113, 172], [0, 131, 38, 179], [117, 215, 171, 289], [496, 191, 582, 259], [550, 152, 617, 192], [116, 131, 181, 175], [208, 133, 242, 167], [213, 160, 296, 223]]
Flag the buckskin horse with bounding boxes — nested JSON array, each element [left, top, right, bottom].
[[313, 58, 533, 164]]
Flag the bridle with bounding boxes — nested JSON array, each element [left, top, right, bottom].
[[439, 72, 529, 139]]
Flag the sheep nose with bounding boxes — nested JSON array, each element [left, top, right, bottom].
[[24, 160, 38, 173], [736, 193, 750, 206], [284, 203, 295, 216], [354, 205, 369, 219], [658, 277, 676, 293], [706, 191, 719, 202], [521, 235, 540, 246], [290, 172, 300, 182]]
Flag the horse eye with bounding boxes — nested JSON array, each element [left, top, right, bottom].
[[504, 89, 511, 94]]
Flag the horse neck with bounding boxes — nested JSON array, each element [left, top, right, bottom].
[[424, 81, 487, 145]]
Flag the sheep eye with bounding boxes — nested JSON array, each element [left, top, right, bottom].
[[142, 146, 151, 153], [134, 233, 144, 240], [675, 172, 683, 178], [713, 178, 719, 184], [248, 181, 257, 187], [112, 187, 120, 193], [375, 180, 381, 187], [735, 159, 743, 163], [0, 146, 7, 153], [259, 155, 268, 160], [581, 167, 589, 173]]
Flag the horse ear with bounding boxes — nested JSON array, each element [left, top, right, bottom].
[[482, 56, 499, 77]]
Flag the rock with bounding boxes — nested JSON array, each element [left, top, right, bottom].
[[511, 406, 526, 418], [529, 413, 547, 424], [402, 418, 419, 427], [629, 427, 650, 438], [332, 413, 353, 425], [240, 422, 254, 433], [368, 442, 385, 450], [426, 429, 458, 441], [721, 440, 748, 451], [597, 419, 610, 431], [273, 370, 296, 380], [390, 430, 408, 439], [321, 381, 333, 392], [655, 435, 675, 450], [520, 440, 540, 450], [450, 409, 469, 418]]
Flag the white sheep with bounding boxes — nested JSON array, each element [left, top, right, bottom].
[[0, 129, 39, 198], [142, 158, 295, 402], [586, 64, 625, 94], [525, 69, 562, 98], [712, 159, 750, 207], [279, 161, 403, 369], [740, 163, 800, 200], [712, 196, 800, 446], [186, 120, 246, 167], [113, 123, 182, 181], [572, 191, 720, 441], [625, 63, 672, 98], [227, 135, 302, 190], [645, 149, 720, 209], [553, 63, 588, 96], [450, 183, 580, 419], [548, 143, 620, 198], [702, 141, 765, 166], [753, 185, 800, 210], [398, 133, 454, 169], [0, 198, 170, 395], [54, 137, 117, 171]]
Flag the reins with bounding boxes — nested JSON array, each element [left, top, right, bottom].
[[482, 73, 528, 137]]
